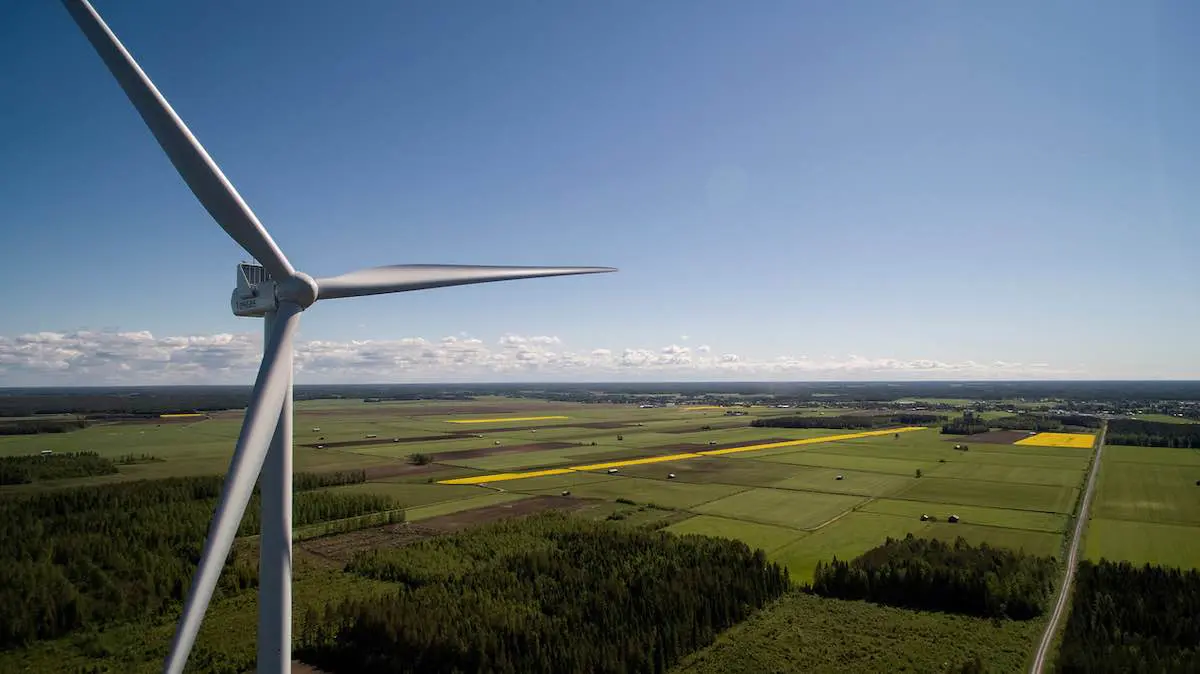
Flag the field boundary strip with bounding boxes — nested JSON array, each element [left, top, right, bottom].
[[445, 415, 570, 424], [437, 427, 927, 486]]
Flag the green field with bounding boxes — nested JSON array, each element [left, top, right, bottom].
[[666, 514, 806, 554], [862, 498, 1068, 533], [896, 476, 1079, 513], [673, 592, 1042, 674], [1085, 437, 1200, 570], [1084, 518, 1200, 569], [692, 488, 865, 530], [772, 512, 933, 582], [1090, 459, 1200, 526]]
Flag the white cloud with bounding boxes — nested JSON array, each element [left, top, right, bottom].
[[0, 330, 1082, 385]]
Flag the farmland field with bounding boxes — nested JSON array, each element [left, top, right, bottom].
[[0, 399, 1089, 584], [0, 397, 1099, 670], [673, 592, 1042, 674], [1085, 434, 1200, 570], [895, 477, 1078, 513]]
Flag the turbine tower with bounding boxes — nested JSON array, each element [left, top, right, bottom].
[[59, 2, 614, 672]]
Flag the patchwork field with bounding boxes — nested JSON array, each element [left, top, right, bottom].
[[0, 398, 1096, 587], [1085, 438, 1200, 570]]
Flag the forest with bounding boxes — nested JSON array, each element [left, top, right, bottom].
[[990, 413, 1101, 432], [0, 471, 400, 647], [1106, 418, 1200, 448], [940, 415, 990, 435], [295, 512, 789, 674], [0, 451, 118, 484], [751, 413, 943, 430], [808, 535, 1057, 620], [1057, 560, 1200, 673], [0, 418, 90, 435]]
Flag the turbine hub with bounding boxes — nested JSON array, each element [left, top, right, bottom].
[[275, 272, 318, 309]]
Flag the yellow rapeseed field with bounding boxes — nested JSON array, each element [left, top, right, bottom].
[[1013, 432, 1095, 449], [441, 468, 574, 485], [437, 426, 927, 486], [446, 415, 570, 424]]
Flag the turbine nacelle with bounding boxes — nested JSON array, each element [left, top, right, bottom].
[[231, 263, 316, 316]]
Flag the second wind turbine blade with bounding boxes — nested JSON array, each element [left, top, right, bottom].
[[315, 264, 617, 301]]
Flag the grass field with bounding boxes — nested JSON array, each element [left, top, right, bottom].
[[666, 515, 806, 554], [1086, 436, 1200, 570], [896, 477, 1078, 513], [673, 592, 1043, 673]]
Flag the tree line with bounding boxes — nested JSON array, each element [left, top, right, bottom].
[[808, 535, 1057, 620], [0, 418, 89, 436], [0, 451, 118, 485], [1057, 560, 1200, 673], [751, 413, 943, 430], [295, 512, 789, 674], [0, 473, 402, 648], [1106, 418, 1200, 448], [990, 413, 1101, 432]]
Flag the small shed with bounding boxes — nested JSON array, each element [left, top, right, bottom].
[[709, 440, 717, 445], [311, 427, 321, 432], [835, 474, 844, 481], [607, 468, 619, 474], [561, 490, 571, 496], [40, 449, 53, 456], [948, 514, 960, 523], [316, 444, 324, 449], [366, 434, 377, 439], [667, 473, 677, 479], [494, 440, 501, 446], [392, 438, 400, 442], [920, 514, 930, 522]]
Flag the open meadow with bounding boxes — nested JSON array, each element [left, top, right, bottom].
[[1084, 437, 1200, 571]]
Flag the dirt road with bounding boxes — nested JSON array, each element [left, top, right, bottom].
[[1030, 423, 1106, 673]]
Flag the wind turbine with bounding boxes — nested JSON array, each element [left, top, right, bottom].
[[59, 1, 614, 672]]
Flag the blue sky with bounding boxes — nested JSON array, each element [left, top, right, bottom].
[[1, 0, 1197, 384]]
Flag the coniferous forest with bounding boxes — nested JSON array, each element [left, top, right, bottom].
[[296, 512, 789, 674], [809, 535, 1057, 620], [0, 472, 401, 647], [0, 451, 118, 484], [1106, 418, 1200, 448], [1057, 560, 1200, 673]]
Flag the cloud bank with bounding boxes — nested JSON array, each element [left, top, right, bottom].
[[0, 330, 1079, 386]]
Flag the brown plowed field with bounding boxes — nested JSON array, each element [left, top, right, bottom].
[[300, 434, 468, 449], [944, 430, 1031, 445]]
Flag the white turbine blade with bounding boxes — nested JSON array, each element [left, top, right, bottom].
[[61, 0, 295, 282], [163, 303, 302, 674], [315, 264, 616, 301]]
